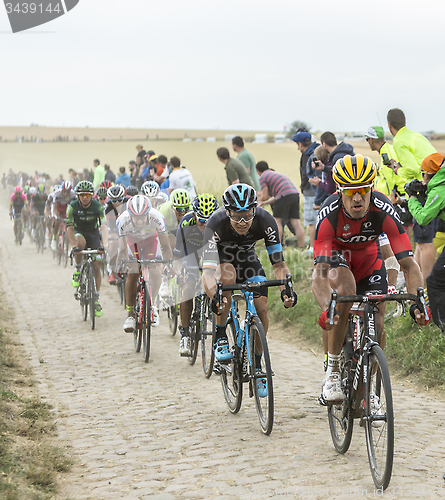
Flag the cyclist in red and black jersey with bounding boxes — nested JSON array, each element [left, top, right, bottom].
[[312, 155, 427, 402]]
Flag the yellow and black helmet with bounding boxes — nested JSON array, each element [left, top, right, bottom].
[[332, 154, 376, 186]]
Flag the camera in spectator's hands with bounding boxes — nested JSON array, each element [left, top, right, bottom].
[[381, 153, 391, 166], [404, 179, 427, 198]]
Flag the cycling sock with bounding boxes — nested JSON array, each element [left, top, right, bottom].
[[214, 324, 227, 343], [75, 265, 81, 272], [126, 305, 134, 315], [326, 352, 340, 377]]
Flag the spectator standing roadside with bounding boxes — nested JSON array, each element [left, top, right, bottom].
[[314, 132, 354, 209], [152, 154, 168, 185], [104, 164, 116, 184], [217, 147, 253, 187], [135, 145, 146, 169], [407, 153, 445, 331], [387, 108, 437, 285], [292, 130, 320, 254], [93, 159, 105, 190], [167, 156, 197, 199], [115, 167, 132, 188], [256, 161, 305, 246], [232, 136, 261, 191]]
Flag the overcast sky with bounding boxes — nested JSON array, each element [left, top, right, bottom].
[[1, 0, 445, 133]]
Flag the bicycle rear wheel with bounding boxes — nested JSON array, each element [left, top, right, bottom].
[[188, 319, 199, 366], [249, 316, 274, 435], [365, 345, 394, 490], [143, 283, 151, 363], [167, 305, 178, 336], [89, 264, 96, 330], [57, 235, 62, 265], [201, 295, 215, 378], [327, 347, 354, 453], [220, 318, 243, 414]]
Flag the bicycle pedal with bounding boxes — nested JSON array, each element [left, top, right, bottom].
[[213, 365, 221, 375], [74, 292, 80, 301]]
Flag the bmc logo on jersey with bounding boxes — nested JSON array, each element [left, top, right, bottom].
[[317, 199, 339, 225], [337, 234, 378, 244], [374, 197, 402, 224]]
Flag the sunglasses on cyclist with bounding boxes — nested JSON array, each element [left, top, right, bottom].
[[338, 184, 373, 197], [98, 197, 107, 201], [196, 216, 208, 224], [112, 198, 124, 203], [228, 211, 255, 223], [78, 193, 92, 198], [175, 207, 189, 213]]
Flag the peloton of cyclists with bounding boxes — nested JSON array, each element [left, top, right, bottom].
[[29, 184, 48, 245], [117, 194, 173, 332], [312, 154, 428, 402], [173, 194, 219, 356], [67, 180, 109, 317], [201, 184, 297, 364]]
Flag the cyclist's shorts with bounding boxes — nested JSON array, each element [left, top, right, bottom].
[[182, 254, 201, 283], [75, 228, 101, 250], [329, 244, 387, 294], [35, 206, 45, 216], [11, 210, 22, 219], [218, 249, 268, 298]]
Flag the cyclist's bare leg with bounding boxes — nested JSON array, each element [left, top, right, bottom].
[[125, 273, 139, 317], [214, 263, 236, 326], [73, 234, 86, 267], [326, 266, 356, 356], [92, 260, 102, 292], [53, 218, 61, 240], [148, 263, 162, 299], [254, 296, 268, 333], [107, 237, 118, 273], [180, 279, 195, 328]]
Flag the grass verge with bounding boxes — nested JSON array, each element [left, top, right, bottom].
[[0, 288, 73, 499], [260, 248, 445, 389]]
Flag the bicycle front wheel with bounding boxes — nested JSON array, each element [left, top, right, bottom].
[[249, 316, 274, 435], [327, 347, 354, 453], [220, 319, 242, 414], [201, 295, 215, 378], [89, 264, 96, 330], [80, 268, 88, 322], [143, 283, 151, 363], [188, 318, 199, 366], [62, 233, 69, 267], [365, 345, 394, 490], [133, 286, 142, 352]]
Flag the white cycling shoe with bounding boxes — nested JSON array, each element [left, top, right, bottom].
[[322, 373, 345, 402], [123, 316, 136, 333], [151, 307, 160, 327]]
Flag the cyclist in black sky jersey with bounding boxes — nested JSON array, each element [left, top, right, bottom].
[[202, 184, 297, 362]]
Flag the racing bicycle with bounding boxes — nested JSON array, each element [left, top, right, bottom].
[[322, 288, 428, 490], [215, 274, 294, 435], [73, 249, 104, 330]]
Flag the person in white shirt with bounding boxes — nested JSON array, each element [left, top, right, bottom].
[[167, 156, 197, 199]]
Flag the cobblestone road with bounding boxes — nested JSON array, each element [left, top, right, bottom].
[[1, 208, 444, 499]]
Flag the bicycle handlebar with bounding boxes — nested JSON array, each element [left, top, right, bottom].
[[215, 274, 294, 312], [328, 287, 428, 324]]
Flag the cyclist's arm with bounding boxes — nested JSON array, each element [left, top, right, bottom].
[[100, 223, 108, 248], [67, 225, 77, 248], [398, 256, 427, 325], [158, 232, 173, 260]]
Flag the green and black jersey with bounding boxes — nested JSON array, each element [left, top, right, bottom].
[[66, 199, 106, 233]]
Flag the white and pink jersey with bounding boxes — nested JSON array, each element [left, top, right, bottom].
[[117, 208, 166, 258]]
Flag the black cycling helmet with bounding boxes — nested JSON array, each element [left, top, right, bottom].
[[222, 184, 257, 212], [126, 185, 138, 197]]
